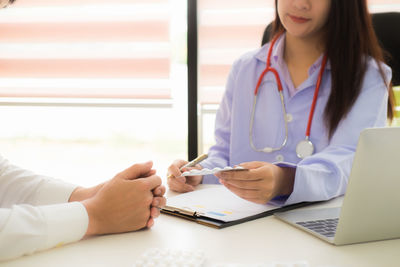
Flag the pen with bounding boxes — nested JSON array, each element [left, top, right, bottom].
[[168, 154, 208, 179]]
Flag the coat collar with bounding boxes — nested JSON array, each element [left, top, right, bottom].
[[254, 33, 331, 71]]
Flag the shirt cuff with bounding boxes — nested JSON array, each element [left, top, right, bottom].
[[34, 179, 79, 206], [40, 202, 88, 249], [266, 161, 297, 205], [285, 163, 339, 205]]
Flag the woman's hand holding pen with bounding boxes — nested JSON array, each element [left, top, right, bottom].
[[167, 159, 203, 192], [215, 161, 295, 204]]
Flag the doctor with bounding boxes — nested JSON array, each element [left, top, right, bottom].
[[168, 0, 394, 205]]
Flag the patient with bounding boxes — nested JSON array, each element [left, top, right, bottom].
[[0, 0, 165, 261], [0, 157, 166, 261]]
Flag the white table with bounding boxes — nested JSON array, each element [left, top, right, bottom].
[[2, 185, 400, 267]]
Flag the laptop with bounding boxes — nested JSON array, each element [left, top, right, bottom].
[[275, 127, 400, 245]]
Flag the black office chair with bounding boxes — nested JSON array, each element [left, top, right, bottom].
[[372, 12, 400, 86], [261, 12, 400, 86]]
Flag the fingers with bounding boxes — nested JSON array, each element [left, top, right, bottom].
[[173, 159, 189, 168], [150, 206, 160, 218], [220, 179, 266, 204], [147, 198, 165, 228], [141, 175, 162, 190], [215, 169, 258, 181], [168, 176, 195, 192], [219, 178, 260, 190], [144, 169, 157, 177], [147, 197, 165, 228], [166, 159, 200, 193], [117, 161, 154, 180], [240, 161, 268, 169], [216, 161, 273, 181], [153, 185, 166, 197], [152, 196, 166, 209], [167, 159, 188, 179], [146, 217, 155, 228]]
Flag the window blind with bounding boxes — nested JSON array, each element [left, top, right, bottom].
[[198, 0, 274, 105], [0, 0, 172, 99], [198, 0, 400, 106]]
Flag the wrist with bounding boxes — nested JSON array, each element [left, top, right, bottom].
[[81, 199, 99, 236], [69, 183, 103, 202], [276, 167, 295, 196], [69, 187, 85, 202]]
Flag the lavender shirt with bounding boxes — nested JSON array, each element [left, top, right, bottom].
[[200, 34, 391, 205]]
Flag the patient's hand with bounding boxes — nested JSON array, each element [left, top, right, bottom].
[[70, 161, 166, 236]]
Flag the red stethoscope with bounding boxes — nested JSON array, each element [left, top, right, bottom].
[[249, 34, 328, 159]]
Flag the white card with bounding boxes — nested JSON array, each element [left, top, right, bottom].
[[181, 166, 247, 176]]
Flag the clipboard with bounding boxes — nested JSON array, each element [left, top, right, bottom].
[[161, 185, 314, 229]]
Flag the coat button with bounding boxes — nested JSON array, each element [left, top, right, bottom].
[[286, 113, 293, 122], [276, 154, 284, 162]]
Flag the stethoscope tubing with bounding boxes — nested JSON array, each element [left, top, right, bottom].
[[250, 33, 327, 157], [249, 91, 289, 153]]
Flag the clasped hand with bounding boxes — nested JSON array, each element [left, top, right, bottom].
[[69, 161, 166, 236]]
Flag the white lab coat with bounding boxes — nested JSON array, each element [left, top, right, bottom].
[[0, 154, 88, 261]]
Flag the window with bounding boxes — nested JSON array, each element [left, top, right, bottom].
[[197, 0, 274, 153], [0, 0, 187, 186]]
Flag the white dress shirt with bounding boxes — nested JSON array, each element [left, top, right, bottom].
[[0, 154, 88, 261]]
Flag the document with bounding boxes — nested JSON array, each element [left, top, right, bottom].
[[162, 185, 311, 228]]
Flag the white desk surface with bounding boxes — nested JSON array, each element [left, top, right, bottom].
[[2, 185, 400, 267]]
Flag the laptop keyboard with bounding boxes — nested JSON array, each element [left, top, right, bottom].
[[296, 218, 339, 238]]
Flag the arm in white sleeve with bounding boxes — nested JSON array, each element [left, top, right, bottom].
[[0, 202, 88, 261], [0, 155, 78, 207], [285, 62, 391, 205], [200, 61, 238, 184], [0, 155, 89, 261]]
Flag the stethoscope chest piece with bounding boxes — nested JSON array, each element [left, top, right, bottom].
[[296, 138, 314, 159]]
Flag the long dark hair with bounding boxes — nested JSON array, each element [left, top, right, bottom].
[[271, 0, 395, 138]]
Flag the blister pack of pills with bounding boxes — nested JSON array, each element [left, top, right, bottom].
[[133, 248, 310, 267], [213, 262, 309, 267], [132, 248, 206, 267], [181, 166, 247, 177]]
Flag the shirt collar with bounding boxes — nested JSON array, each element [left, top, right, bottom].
[[255, 33, 331, 72]]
